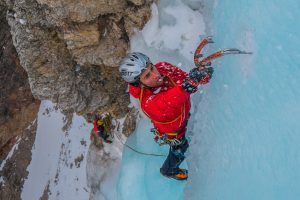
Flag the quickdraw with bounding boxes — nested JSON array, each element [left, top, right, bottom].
[[194, 36, 252, 69], [151, 128, 183, 146]]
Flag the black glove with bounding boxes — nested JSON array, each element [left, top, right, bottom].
[[182, 67, 214, 93], [182, 78, 198, 93], [189, 67, 214, 82]]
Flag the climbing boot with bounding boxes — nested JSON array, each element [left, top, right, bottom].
[[160, 168, 188, 180]]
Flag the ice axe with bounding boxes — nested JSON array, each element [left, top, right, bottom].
[[194, 36, 252, 69]]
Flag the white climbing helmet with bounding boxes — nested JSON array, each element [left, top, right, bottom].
[[119, 52, 151, 83]]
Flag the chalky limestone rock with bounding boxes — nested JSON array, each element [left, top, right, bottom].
[[0, 1, 154, 198], [2, 0, 154, 116]]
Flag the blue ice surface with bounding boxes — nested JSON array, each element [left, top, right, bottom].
[[117, 0, 300, 199], [117, 117, 188, 200], [186, 0, 300, 199]]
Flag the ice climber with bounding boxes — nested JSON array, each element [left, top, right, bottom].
[[118, 35, 252, 180], [93, 113, 113, 144], [119, 52, 213, 180]]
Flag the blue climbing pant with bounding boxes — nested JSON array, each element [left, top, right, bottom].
[[160, 137, 189, 176]]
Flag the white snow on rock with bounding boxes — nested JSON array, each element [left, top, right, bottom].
[[142, 1, 205, 61], [21, 100, 92, 200], [0, 137, 22, 186], [0, 137, 21, 171]]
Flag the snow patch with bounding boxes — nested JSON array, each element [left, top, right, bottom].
[[21, 101, 92, 200], [142, 1, 206, 61], [0, 137, 21, 171]]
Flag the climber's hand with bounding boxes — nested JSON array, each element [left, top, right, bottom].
[[189, 67, 213, 84]]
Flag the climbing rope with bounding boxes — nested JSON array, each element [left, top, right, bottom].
[[113, 124, 166, 157]]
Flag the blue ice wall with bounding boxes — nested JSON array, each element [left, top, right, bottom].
[[186, 0, 300, 199], [117, 118, 187, 200]]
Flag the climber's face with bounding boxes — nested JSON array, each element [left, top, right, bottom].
[[140, 64, 163, 88]]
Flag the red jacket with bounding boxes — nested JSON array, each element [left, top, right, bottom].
[[93, 120, 104, 134], [129, 62, 194, 139]]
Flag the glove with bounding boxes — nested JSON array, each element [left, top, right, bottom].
[[189, 67, 214, 84], [182, 67, 214, 93], [182, 78, 198, 93]]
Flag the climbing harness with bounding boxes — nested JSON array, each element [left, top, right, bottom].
[[151, 128, 185, 147], [194, 36, 252, 69], [150, 111, 190, 147]]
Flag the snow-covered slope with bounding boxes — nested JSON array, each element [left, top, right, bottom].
[[21, 101, 92, 200]]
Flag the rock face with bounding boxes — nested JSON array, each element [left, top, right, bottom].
[[2, 0, 154, 118], [0, 5, 40, 150], [1, 2, 154, 198], [0, 121, 37, 200]]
